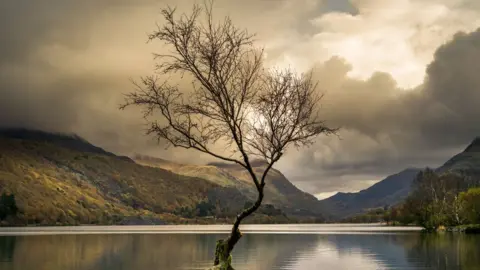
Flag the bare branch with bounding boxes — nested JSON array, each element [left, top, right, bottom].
[[120, 1, 338, 264]]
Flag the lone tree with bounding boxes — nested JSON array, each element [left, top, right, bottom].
[[121, 2, 337, 269]]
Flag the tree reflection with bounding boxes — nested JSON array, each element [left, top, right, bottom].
[[0, 232, 479, 270], [404, 233, 480, 270], [0, 236, 15, 262]]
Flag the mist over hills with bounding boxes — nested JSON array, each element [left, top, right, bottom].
[[0, 128, 133, 162]]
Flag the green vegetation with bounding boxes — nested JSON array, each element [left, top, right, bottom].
[[0, 130, 323, 226], [136, 156, 325, 222], [0, 134, 215, 225], [459, 187, 480, 224], [343, 167, 480, 233], [403, 233, 480, 269], [341, 207, 388, 223], [382, 169, 480, 232]]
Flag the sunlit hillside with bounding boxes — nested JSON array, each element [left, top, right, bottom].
[[134, 155, 325, 221], [0, 129, 323, 226]]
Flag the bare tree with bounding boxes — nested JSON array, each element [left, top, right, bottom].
[[120, 2, 337, 269], [409, 169, 471, 229]]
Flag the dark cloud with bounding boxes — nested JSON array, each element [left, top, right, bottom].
[[0, 1, 142, 63], [0, 0, 296, 162], [2, 0, 480, 195], [0, 0, 165, 156], [280, 27, 480, 194]]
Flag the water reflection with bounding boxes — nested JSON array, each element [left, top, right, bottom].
[[0, 231, 479, 270], [403, 234, 480, 270], [0, 236, 15, 262]]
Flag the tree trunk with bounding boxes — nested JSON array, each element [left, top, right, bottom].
[[211, 186, 264, 269]]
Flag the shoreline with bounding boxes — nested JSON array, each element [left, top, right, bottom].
[[444, 224, 480, 234], [0, 224, 423, 236], [417, 224, 480, 234]]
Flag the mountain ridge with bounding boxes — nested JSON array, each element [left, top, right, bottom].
[[3, 128, 480, 224], [320, 137, 480, 220], [0, 128, 133, 162], [319, 168, 422, 219], [436, 138, 480, 175], [464, 137, 480, 153], [0, 128, 324, 225]]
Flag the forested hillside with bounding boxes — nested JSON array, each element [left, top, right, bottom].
[[383, 138, 480, 230], [0, 129, 323, 226]]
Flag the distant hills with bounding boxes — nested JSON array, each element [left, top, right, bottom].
[[0, 128, 323, 226], [2, 128, 480, 225], [318, 168, 421, 219], [319, 137, 480, 220], [0, 128, 132, 162]]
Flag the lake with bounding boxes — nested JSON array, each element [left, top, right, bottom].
[[0, 224, 478, 270]]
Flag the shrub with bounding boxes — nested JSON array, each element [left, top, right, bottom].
[[0, 192, 18, 220], [459, 188, 480, 224]]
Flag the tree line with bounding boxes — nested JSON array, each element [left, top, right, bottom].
[[384, 169, 480, 231]]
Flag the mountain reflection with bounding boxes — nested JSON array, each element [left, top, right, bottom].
[[0, 231, 479, 270]]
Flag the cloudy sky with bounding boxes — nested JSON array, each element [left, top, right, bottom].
[[2, 0, 480, 199]]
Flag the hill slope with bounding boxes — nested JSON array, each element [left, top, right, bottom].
[[135, 156, 325, 220], [318, 168, 422, 219], [0, 129, 226, 225], [320, 137, 480, 220], [0, 129, 322, 225], [437, 137, 480, 176]]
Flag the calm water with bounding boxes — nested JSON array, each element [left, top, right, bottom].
[[0, 224, 478, 270]]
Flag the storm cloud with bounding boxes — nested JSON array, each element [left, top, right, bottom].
[[280, 28, 480, 195], [2, 0, 480, 196]]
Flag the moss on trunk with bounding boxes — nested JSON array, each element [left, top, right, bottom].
[[209, 182, 264, 269], [210, 239, 234, 270], [210, 228, 242, 270]]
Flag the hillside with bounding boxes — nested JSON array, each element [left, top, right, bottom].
[[134, 156, 325, 220], [319, 168, 421, 219], [8, 129, 478, 224], [0, 129, 322, 226], [437, 137, 480, 176], [320, 137, 480, 220]]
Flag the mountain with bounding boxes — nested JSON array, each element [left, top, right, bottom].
[[0, 129, 225, 225], [0, 128, 132, 162], [319, 168, 422, 219], [9, 129, 479, 225], [436, 137, 480, 175], [134, 155, 325, 220], [319, 137, 480, 220], [0, 128, 323, 226]]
